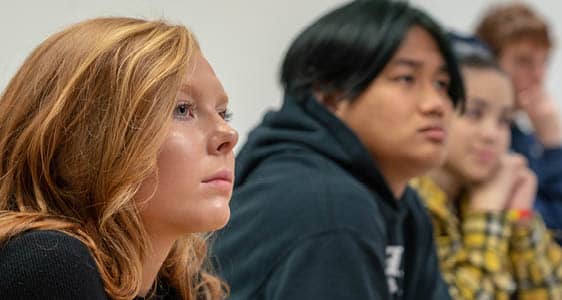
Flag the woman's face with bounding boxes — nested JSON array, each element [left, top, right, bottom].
[[444, 67, 514, 183], [136, 51, 238, 236]]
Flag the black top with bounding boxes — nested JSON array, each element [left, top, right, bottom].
[[0, 230, 107, 299], [511, 123, 562, 243], [0, 230, 180, 300], [212, 95, 451, 300]]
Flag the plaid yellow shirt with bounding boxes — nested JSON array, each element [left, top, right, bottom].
[[411, 177, 562, 300]]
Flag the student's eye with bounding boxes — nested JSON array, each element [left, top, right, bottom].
[[464, 108, 482, 120], [394, 75, 415, 84], [434, 79, 450, 91], [499, 115, 513, 127], [219, 108, 233, 122], [174, 102, 195, 120], [515, 57, 535, 70]]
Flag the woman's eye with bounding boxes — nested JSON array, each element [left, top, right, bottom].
[[499, 115, 513, 126], [464, 108, 482, 120], [174, 102, 195, 120], [219, 109, 233, 122]]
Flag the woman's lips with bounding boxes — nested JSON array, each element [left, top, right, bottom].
[[201, 170, 233, 192], [472, 148, 498, 164]]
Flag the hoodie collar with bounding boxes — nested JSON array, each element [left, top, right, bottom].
[[236, 94, 403, 205]]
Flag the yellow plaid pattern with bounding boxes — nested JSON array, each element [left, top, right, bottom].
[[411, 177, 562, 300]]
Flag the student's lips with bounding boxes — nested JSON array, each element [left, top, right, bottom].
[[418, 125, 447, 142], [472, 148, 498, 164], [201, 170, 234, 191]]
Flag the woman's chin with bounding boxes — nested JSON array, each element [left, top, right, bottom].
[[196, 202, 231, 232], [208, 209, 231, 231], [466, 168, 495, 184]]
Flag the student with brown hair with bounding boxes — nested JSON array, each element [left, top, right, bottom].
[[476, 2, 562, 242]]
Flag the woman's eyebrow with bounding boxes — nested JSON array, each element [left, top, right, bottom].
[[178, 83, 192, 95], [469, 98, 489, 109]]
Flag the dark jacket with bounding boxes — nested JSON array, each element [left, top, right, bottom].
[[511, 124, 562, 243], [212, 96, 450, 300]]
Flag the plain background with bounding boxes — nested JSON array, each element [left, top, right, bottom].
[[1, 0, 560, 149]]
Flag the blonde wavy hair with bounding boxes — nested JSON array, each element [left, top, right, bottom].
[[0, 17, 226, 299]]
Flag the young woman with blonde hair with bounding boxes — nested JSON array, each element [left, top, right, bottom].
[[0, 17, 237, 299]]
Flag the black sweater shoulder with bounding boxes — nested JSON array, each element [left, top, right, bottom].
[[0, 230, 108, 300]]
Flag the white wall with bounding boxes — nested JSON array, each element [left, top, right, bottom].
[[1, 0, 561, 149]]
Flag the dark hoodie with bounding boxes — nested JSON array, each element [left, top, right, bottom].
[[212, 96, 450, 300]]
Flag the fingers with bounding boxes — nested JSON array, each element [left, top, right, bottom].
[[500, 153, 528, 172], [507, 167, 538, 210], [517, 86, 544, 109]]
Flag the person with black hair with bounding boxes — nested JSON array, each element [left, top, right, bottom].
[[213, 1, 463, 299], [412, 33, 562, 300]]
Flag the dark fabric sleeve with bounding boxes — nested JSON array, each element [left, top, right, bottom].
[[532, 148, 562, 241], [512, 127, 562, 238], [264, 229, 388, 300], [0, 230, 107, 300], [537, 147, 562, 198]]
